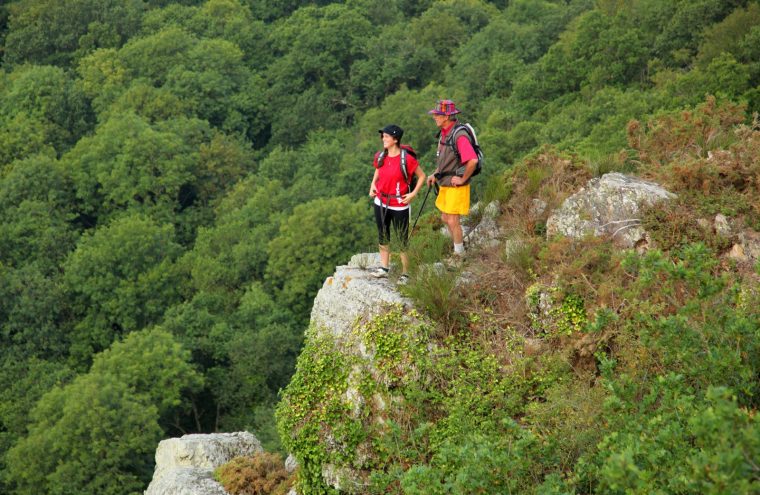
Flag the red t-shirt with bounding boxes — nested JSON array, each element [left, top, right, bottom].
[[440, 122, 477, 164], [373, 151, 419, 209]]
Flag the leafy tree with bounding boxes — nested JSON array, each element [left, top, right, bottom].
[[64, 113, 250, 237], [659, 53, 751, 106], [81, 24, 268, 142], [350, 21, 437, 107], [0, 65, 93, 154], [5, 327, 201, 495], [265, 196, 374, 322], [188, 0, 269, 66], [265, 3, 373, 145], [0, 113, 56, 171], [0, 358, 74, 493], [0, 154, 78, 268], [164, 38, 266, 136], [630, 0, 743, 67], [0, 264, 71, 363], [183, 177, 288, 298], [696, 2, 760, 68], [3, 0, 145, 67], [62, 214, 183, 364]]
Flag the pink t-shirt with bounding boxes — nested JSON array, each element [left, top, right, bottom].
[[440, 122, 477, 164], [373, 151, 419, 209]]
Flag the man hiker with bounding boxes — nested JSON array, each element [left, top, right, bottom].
[[425, 99, 478, 258], [369, 124, 426, 283]]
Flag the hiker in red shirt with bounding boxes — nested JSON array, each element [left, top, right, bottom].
[[425, 100, 478, 258], [369, 124, 426, 283]]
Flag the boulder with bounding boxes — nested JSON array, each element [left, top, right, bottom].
[[546, 173, 675, 248], [145, 432, 262, 495], [144, 469, 228, 495]]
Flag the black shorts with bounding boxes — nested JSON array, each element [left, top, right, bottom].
[[374, 203, 410, 247]]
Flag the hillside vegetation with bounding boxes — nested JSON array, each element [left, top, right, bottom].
[[275, 98, 760, 494], [0, 1, 758, 494]]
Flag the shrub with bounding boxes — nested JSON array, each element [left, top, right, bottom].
[[215, 452, 293, 495], [577, 376, 760, 495]]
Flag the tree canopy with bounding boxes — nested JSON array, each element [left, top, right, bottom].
[[1, 0, 758, 492]]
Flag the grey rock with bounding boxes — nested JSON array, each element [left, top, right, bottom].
[[466, 216, 501, 249], [285, 454, 299, 473], [145, 469, 228, 495], [322, 464, 368, 494], [729, 229, 760, 264], [546, 173, 675, 248], [311, 258, 412, 339], [304, 260, 430, 493], [145, 432, 262, 495], [530, 198, 548, 218], [714, 214, 732, 237]]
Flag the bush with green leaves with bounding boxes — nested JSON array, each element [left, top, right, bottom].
[[576, 374, 760, 495]]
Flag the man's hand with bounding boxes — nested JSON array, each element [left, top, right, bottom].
[[451, 176, 464, 187], [426, 176, 437, 187]]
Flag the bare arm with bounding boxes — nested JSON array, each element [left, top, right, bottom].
[[369, 168, 380, 197], [451, 158, 478, 186], [402, 166, 427, 204]]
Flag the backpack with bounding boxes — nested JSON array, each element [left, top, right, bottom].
[[376, 144, 417, 186], [448, 123, 483, 178]]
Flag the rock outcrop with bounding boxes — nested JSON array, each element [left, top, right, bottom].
[[310, 253, 412, 339], [145, 432, 262, 495], [546, 172, 675, 248]]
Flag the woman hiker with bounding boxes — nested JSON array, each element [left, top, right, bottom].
[[369, 124, 426, 283]]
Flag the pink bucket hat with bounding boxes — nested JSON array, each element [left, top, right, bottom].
[[427, 99, 461, 116]]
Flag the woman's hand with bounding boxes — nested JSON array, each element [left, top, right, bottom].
[[369, 186, 377, 198], [401, 191, 416, 204]]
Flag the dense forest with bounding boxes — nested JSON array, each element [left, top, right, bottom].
[[0, 0, 758, 494]]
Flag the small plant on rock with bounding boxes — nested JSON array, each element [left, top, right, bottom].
[[214, 452, 294, 495]]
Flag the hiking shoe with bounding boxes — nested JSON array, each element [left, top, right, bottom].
[[397, 273, 410, 285], [370, 266, 389, 278]]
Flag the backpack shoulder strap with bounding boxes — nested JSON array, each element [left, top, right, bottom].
[[376, 150, 386, 168], [400, 148, 409, 185], [447, 124, 467, 161]]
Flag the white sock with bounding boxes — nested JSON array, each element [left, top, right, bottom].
[[454, 243, 465, 255]]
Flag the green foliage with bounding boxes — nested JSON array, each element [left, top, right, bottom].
[[618, 244, 760, 404], [4, 0, 144, 67], [0, 358, 74, 487], [696, 2, 760, 68], [265, 196, 374, 322], [63, 214, 183, 363], [579, 377, 760, 495], [2, 1, 760, 493], [5, 327, 200, 495], [0, 65, 93, 156], [400, 422, 538, 495], [276, 329, 353, 494]]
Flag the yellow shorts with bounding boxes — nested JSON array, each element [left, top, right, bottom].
[[435, 184, 470, 215]]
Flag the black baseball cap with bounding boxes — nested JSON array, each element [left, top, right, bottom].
[[378, 124, 403, 141]]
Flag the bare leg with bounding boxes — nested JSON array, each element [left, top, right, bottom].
[[441, 213, 463, 244], [379, 244, 390, 268], [399, 252, 409, 274]]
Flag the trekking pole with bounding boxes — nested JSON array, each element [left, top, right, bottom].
[[410, 183, 434, 233]]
